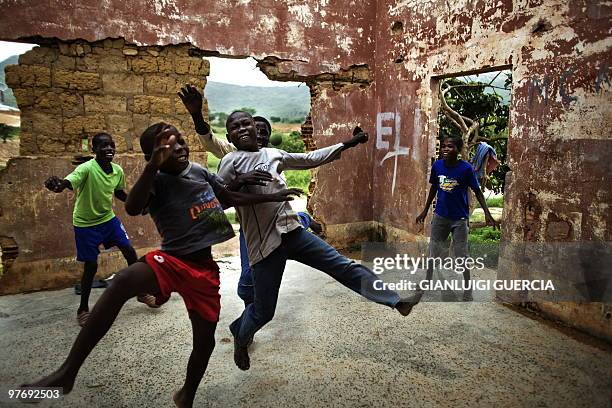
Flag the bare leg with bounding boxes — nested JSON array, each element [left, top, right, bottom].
[[118, 245, 138, 265], [22, 262, 160, 394], [173, 311, 217, 408], [78, 261, 98, 314]]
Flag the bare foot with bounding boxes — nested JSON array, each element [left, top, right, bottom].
[[22, 367, 75, 395], [173, 388, 193, 408], [233, 335, 250, 371]]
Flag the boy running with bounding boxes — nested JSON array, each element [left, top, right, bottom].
[[216, 110, 417, 371], [44, 132, 156, 327], [415, 135, 498, 301], [24, 123, 300, 407]]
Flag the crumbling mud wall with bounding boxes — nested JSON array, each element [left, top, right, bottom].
[[0, 0, 609, 341], [0, 1, 379, 292], [0, 40, 208, 294], [372, 0, 611, 340]]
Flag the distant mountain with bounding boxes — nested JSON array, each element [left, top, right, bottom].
[[0, 55, 19, 108], [204, 81, 310, 120]]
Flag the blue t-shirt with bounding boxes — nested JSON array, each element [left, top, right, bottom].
[[429, 159, 479, 220]]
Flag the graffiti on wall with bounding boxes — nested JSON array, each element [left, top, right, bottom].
[[527, 63, 610, 108], [376, 111, 409, 195]]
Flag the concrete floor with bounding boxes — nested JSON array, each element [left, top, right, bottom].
[[1, 256, 611, 408]]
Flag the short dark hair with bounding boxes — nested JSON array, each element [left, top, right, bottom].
[[92, 132, 112, 150], [139, 122, 167, 159], [226, 110, 254, 131], [253, 116, 272, 135], [441, 135, 463, 150]]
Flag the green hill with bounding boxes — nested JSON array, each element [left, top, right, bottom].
[[0, 55, 19, 108], [204, 81, 310, 120]]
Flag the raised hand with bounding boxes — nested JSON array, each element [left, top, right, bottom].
[[236, 170, 274, 186], [149, 127, 177, 168], [177, 84, 203, 115], [343, 126, 369, 149], [272, 188, 303, 202]]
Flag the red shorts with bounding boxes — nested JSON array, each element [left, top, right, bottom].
[[143, 250, 221, 322]]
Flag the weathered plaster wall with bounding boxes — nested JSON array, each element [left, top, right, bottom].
[[0, 0, 609, 340], [0, 0, 377, 78], [372, 0, 611, 340], [0, 1, 379, 292]]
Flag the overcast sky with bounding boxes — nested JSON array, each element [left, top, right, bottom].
[[0, 41, 300, 88]]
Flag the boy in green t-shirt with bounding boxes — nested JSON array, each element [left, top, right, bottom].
[[45, 133, 156, 326]]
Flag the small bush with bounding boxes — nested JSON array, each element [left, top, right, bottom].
[[284, 170, 311, 191], [486, 196, 504, 208], [469, 226, 501, 267]]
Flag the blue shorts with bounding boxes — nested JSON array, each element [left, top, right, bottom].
[[74, 216, 131, 262]]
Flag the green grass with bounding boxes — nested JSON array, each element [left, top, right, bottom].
[[283, 169, 311, 192], [224, 211, 237, 224], [486, 196, 504, 208], [469, 226, 501, 267], [469, 226, 501, 242], [207, 152, 220, 172]]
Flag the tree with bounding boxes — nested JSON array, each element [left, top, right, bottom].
[[215, 112, 228, 126], [239, 107, 256, 116], [270, 116, 281, 123], [0, 123, 17, 143], [438, 72, 510, 193]]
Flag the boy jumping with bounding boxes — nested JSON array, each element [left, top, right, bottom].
[[415, 135, 498, 301], [44, 132, 156, 327], [24, 123, 300, 407], [178, 84, 322, 308], [216, 110, 417, 371]]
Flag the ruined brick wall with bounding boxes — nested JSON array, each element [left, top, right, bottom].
[[372, 0, 611, 340], [0, 0, 609, 340], [0, 1, 380, 292], [4, 40, 208, 155], [0, 40, 210, 294]]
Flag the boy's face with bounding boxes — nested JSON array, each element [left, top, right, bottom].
[[440, 138, 459, 160], [226, 112, 258, 151], [158, 125, 190, 173], [93, 135, 115, 163], [255, 121, 270, 148]]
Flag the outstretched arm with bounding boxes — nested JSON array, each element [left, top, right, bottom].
[[114, 189, 128, 202], [178, 84, 235, 158], [125, 127, 176, 216], [279, 126, 369, 171], [215, 186, 303, 208]]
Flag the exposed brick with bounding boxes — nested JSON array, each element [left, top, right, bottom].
[[63, 115, 106, 136], [30, 111, 63, 138], [53, 70, 100, 90], [101, 73, 144, 94], [133, 95, 173, 114], [11, 88, 35, 108], [18, 47, 57, 66], [8, 65, 52, 87], [132, 114, 152, 136], [84, 94, 127, 113], [106, 114, 133, 134], [144, 75, 178, 94], [52, 55, 76, 70], [130, 56, 159, 73]]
